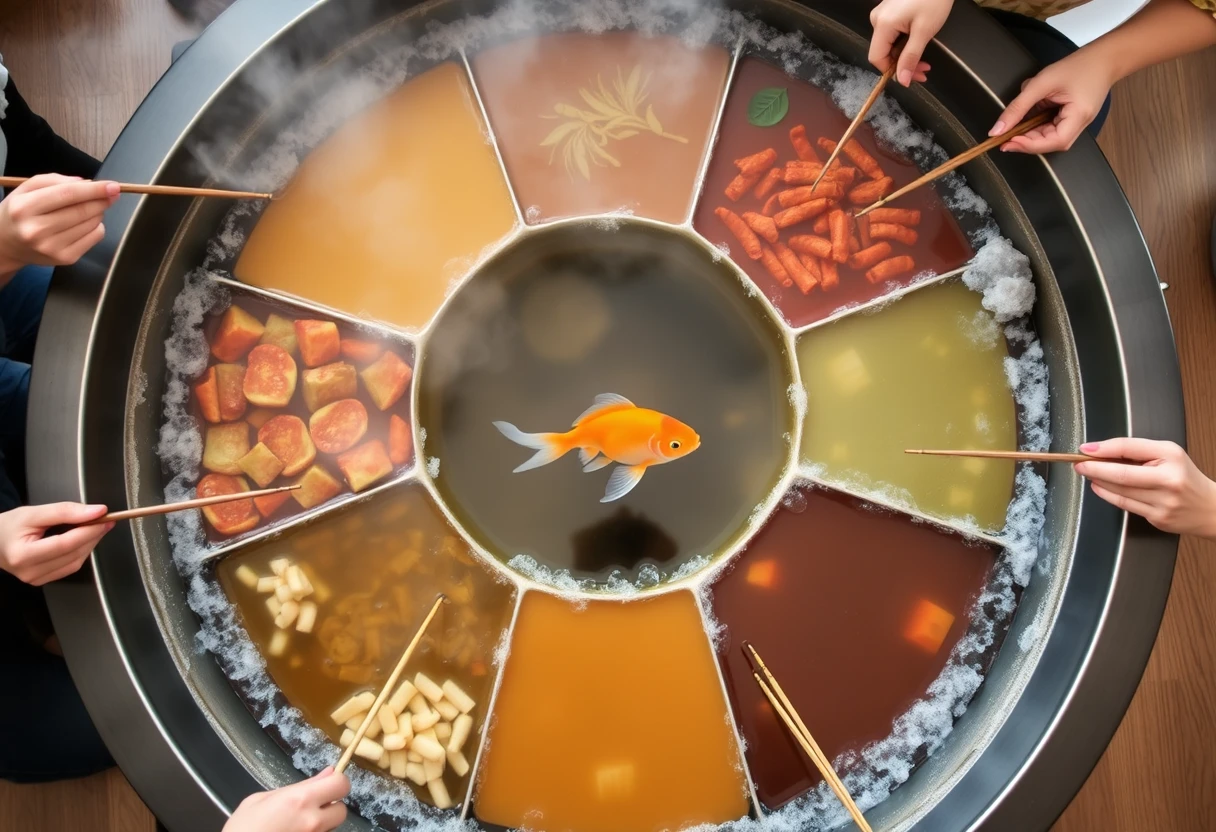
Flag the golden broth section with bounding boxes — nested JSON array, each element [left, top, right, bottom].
[[798, 281, 1017, 531], [217, 485, 515, 805], [236, 62, 517, 330], [472, 33, 728, 223], [473, 591, 749, 832]]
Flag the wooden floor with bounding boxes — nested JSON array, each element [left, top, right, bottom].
[[0, 2, 1213, 830]]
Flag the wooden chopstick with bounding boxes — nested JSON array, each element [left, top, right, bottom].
[[80, 484, 301, 525], [855, 111, 1054, 216], [0, 175, 275, 201], [906, 448, 1097, 464], [812, 60, 898, 191], [744, 642, 873, 832], [335, 594, 446, 775]]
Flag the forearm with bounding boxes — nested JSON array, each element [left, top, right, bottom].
[[1085, 0, 1216, 85]]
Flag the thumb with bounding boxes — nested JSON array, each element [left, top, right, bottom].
[[21, 502, 109, 529], [990, 75, 1051, 136]]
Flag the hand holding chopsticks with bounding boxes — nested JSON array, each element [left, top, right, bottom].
[[744, 642, 873, 832], [0, 175, 276, 201], [79, 484, 302, 526], [812, 48, 900, 191]]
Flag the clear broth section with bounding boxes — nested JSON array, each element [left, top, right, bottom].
[[418, 222, 793, 586]]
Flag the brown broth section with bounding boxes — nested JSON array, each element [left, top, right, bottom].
[[708, 486, 998, 809], [192, 291, 414, 543], [473, 591, 749, 831], [217, 486, 515, 807], [472, 33, 728, 224], [236, 62, 517, 330], [693, 57, 973, 327]]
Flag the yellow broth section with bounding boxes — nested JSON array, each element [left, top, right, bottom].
[[472, 33, 728, 223], [474, 591, 748, 832], [798, 281, 1017, 530], [217, 486, 515, 803], [236, 62, 517, 330]]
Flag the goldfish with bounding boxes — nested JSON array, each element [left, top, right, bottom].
[[493, 393, 701, 503]]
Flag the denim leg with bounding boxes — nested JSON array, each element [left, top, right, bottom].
[[0, 264, 52, 364]]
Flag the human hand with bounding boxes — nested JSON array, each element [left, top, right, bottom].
[[0, 503, 113, 585], [1075, 438, 1216, 540], [0, 174, 119, 278], [868, 0, 951, 86], [990, 47, 1113, 154], [223, 768, 349, 832]]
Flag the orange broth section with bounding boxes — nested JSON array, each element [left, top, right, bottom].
[[472, 33, 728, 223], [474, 591, 749, 831], [236, 62, 517, 330]]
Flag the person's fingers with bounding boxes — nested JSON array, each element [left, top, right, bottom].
[[316, 801, 348, 831], [21, 180, 118, 217], [1080, 437, 1174, 462], [990, 74, 1053, 136], [1003, 110, 1083, 154], [11, 174, 77, 194], [1074, 459, 1168, 489], [36, 196, 112, 237], [302, 770, 351, 804], [54, 222, 106, 265], [1091, 482, 1157, 519], [25, 521, 111, 561], [896, 24, 934, 86], [28, 543, 99, 586], [20, 502, 108, 528], [868, 20, 901, 73]]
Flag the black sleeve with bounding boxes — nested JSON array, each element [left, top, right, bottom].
[[2, 76, 101, 179]]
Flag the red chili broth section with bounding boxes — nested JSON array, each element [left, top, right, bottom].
[[693, 57, 973, 327], [708, 486, 999, 809]]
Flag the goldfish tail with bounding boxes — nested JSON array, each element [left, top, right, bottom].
[[493, 422, 570, 473]]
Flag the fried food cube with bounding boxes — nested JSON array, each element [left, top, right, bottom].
[[382, 731, 407, 751], [245, 407, 277, 430], [389, 414, 412, 466], [447, 713, 472, 754], [215, 364, 248, 422], [745, 559, 777, 588], [266, 595, 282, 617], [904, 599, 956, 654], [211, 306, 264, 362], [243, 344, 297, 408], [296, 601, 317, 634], [336, 440, 392, 493], [446, 749, 470, 778], [275, 583, 293, 603], [359, 351, 412, 411], [294, 320, 340, 368], [440, 680, 475, 714], [254, 489, 292, 519], [234, 564, 259, 589], [309, 399, 368, 455], [292, 465, 343, 509], [193, 367, 221, 423], [202, 423, 251, 475], [340, 338, 383, 364], [197, 473, 258, 536], [275, 600, 299, 629], [267, 630, 289, 657], [258, 415, 316, 477], [331, 692, 376, 724], [237, 442, 285, 488], [269, 558, 289, 576], [301, 362, 357, 413], [259, 313, 298, 355], [407, 693, 430, 716], [377, 749, 391, 770], [285, 565, 312, 598]]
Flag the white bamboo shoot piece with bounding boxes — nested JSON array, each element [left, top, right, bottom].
[[331, 692, 375, 725], [441, 680, 475, 714]]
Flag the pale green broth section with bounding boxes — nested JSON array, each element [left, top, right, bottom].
[[798, 281, 1017, 531]]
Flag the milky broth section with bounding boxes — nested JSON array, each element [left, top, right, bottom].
[[235, 62, 517, 330], [473, 591, 749, 831], [799, 281, 1017, 531], [472, 32, 728, 223]]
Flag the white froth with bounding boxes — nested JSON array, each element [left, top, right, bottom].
[[963, 235, 1036, 323], [426, 456, 441, 478]]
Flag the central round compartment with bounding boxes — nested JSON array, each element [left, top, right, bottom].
[[418, 220, 794, 588]]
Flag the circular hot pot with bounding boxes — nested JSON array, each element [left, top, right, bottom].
[[27, 1, 1183, 830]]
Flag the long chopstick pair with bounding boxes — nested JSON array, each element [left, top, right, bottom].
[[78, 484, 301, 526], [905, 448, 1098, 464], [335, 594, 447, 774], [812, 57, 899, 191], [0, 175, 275, 201], [744, 642, 874, 832]]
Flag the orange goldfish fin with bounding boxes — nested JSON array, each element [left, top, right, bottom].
[[572, 393, 635, 427], [583, 456, 612, 473], [578, 448, 598, 466], [601, 463, 648, 503], [493, 421, 569, 473]]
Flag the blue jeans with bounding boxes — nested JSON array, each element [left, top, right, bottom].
[[0, 264, 115, 783]]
